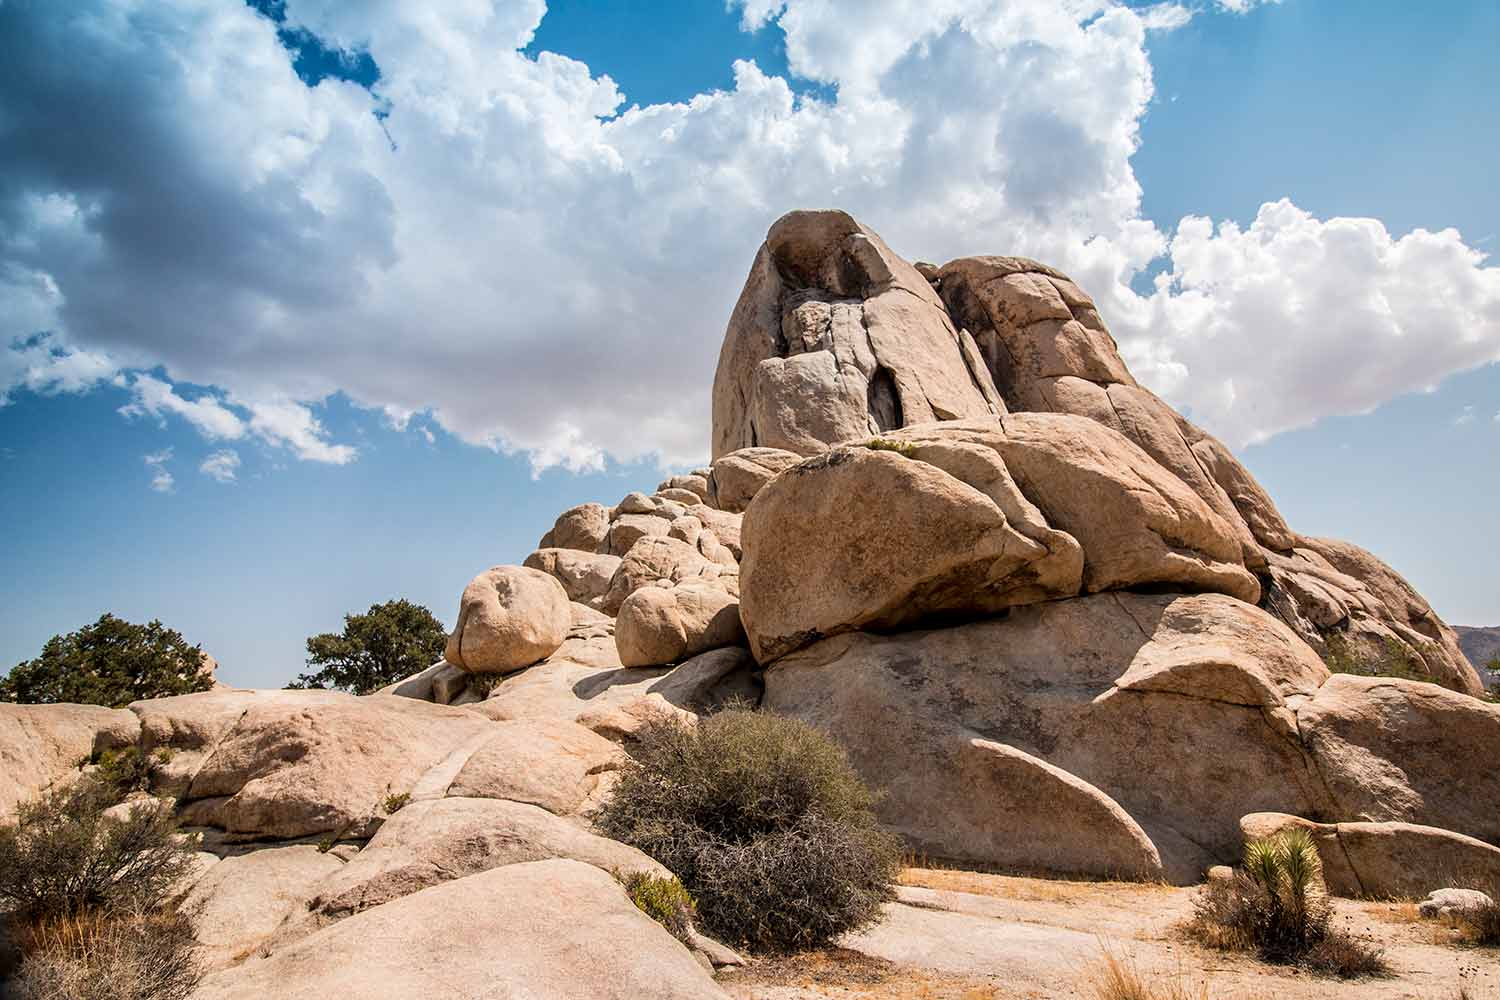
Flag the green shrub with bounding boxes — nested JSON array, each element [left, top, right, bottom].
[[94, 747, 152, 799], [1188, 830, 1386, 977], [863, 438, 916, 457], [0, 614, 212, 707], [619, 872, 696, 942], [595, 708, 901, 953], [0, 779, 196, 920], [382, 791, 411, 814], [289, 599, 448, 694], [6, 909, 201, 1000]]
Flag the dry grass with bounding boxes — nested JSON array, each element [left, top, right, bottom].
[[720, 948, 1011, 999], [1080, 947, 1211, 1000], [5, 908, 202, 1000], [900, 866, 1172, 905]]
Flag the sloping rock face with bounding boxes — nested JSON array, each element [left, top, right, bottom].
[[192, 860, 729, 1000], [739, 416, 1259, 661], [711, 210, 1003, 459], [0, 703, 137, 821], [763, 593, 1334, 883]]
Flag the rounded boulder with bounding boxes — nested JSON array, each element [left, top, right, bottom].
[[446, 566, 571, 674]]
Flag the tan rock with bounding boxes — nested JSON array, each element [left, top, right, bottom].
[[604, 511, 671, 556], [1296, 674, 1500, 844], [446, 719, 624, 815], [763, 593, 1333, 883], [603, 535, 721, 615], [656, 473, 710, 502], [706, 447, 803, 513], [445, 565, 571, 674], [304, 798, 668, 922], [1239, 812, 1500, 899], [539, 501, 611, 552], [193, 860, 729, 1000], [525, 547, 622, 609], [471, 633, 674, 726], [181, 844, 344, 969], [185, 694, 494, 839], [740, 416, 1258, 662], [0, 702, 138, 820], [615, 582, 746, 668], [687, 504, 745, 559], [711, 210, 1002, 459]]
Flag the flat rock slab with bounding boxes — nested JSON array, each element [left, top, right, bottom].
[[193, 859, 729, 1000]]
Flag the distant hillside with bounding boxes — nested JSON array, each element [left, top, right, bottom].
[[1455, 625, 1500, 678]]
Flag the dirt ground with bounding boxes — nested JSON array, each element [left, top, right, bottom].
[[716, 868, 1500, 1000]]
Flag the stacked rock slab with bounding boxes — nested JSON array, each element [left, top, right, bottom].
[[931, 254, 1479, 696]]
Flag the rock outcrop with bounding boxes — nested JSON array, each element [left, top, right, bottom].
[[445, 565, 572, 674], [711, 210, 1003, 458]]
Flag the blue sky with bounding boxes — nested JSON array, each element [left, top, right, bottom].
[[1, 0, 1496, 688]]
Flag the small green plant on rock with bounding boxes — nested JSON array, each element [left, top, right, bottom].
[[93, 746, 152, 799], [596, 707, 901, 953], [1187, 829, 1387, 978], [863, 437, 916, 457], [618, 871, 696, 943], [382, 791, 411, 814]]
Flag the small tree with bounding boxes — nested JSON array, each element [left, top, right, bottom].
[[0, 614, 212, 708], [289, 599, 447, 694]]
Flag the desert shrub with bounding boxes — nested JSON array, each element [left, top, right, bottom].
[[7, 908, 201, 1000], [1187, 830, 1386, 977], [382, 791, 411, 814], [619, 871, 696, 942], [1083, 946, 1209, 1000], [0, 614, 212, 707], [289, 599, 448, 694], [93, 747, 152, 799], [0, 780, 196, 920], [863, 437, 916, 457], [1447, 887, 1500, 946], [595, 708, 901, 952]]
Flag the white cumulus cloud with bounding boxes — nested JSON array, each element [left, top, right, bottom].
[[143, 448, 175, 493], [199, 449, 241, 483], [0, 0, 1494, 471]]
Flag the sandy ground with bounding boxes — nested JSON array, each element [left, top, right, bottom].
[[717, 868, 1500, 1000]]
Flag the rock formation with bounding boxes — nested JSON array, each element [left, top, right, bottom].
[[1, 208, 1493, 998]]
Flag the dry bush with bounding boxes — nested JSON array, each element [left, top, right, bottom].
[[1447, 887, 1500, 947], [595, 708, 901, 952], [7, 908, 201, 1000], [1082, 946, 1210, 1000], [1185, 830, 1386, 978], [618, 871, 696, 943], [0, 780, 195, 919]]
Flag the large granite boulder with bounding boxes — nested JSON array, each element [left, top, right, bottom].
[[445, 565, 572, 674], [711, 210, 1003, 459], [706, 447, 803, 513], [762, 592, 1332, 883], [524, 548, 622, 610], [192, 860, 730, 1000], [0, 702, 138, 821], [740, 416, 1260, 662], [180, 844, 344, 969], [1240, 812, 1500, 899], [1296, 674, 1500, 844], [615, 581, 746, 667], [182, 694, 494, 839]]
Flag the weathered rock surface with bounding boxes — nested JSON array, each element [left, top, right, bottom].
[[0, 702, 137, 820], [539, 501, 612, 552], [446, 718, 624, 814], [1240, 812, 1500, 899], [192, 860, 729, 1000], [740, 416, 1259, 662], [1296, 674, 1500, 845], [445, 565, 571, 674], [615, 581, 746, 667], [181, 844, 344, 968], [707, 447, 803, 513], [1419, 887, 1495, 919], [711, 210, 1002, 459], [304, 798, 668, 922], [603, 535, 726, 615], [183, 694, 494, 839], [763, 593, 1331, 883], [525, 547, 622, 610]]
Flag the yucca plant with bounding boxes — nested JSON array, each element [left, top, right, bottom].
[[1240, 828, 1329, 957]]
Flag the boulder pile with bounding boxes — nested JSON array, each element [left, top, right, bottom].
[[1, 209, 1493, 997]]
